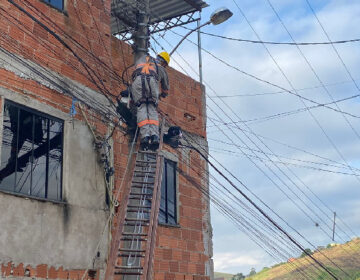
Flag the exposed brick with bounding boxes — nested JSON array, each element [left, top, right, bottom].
[[0, 1, 210, 279], [36, 264, 47, 278], [48, 267, 58, 279]]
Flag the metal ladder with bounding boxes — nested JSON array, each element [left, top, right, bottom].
[[105, 138, 164, 280]]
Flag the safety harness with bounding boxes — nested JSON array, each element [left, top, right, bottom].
[[132, 56, 159, 107]]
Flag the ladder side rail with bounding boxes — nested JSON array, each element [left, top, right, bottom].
[[146, 155, 164, 280], [105, 147, 138, 280], [142, 121, 165, 280], [141, 154, 164, 280]]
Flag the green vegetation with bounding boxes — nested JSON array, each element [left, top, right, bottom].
[[231, 273, 246, 280], [299, 248, 312, 258], [244, 238, 360, 280], [214, 271, 234, 280]]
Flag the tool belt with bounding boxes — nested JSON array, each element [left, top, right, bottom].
[[132, 56, 159, 107], [133, 74, 158, 107]]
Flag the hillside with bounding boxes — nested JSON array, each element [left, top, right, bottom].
[[247, 238, 360, 280], [214, 272, 234, 280]]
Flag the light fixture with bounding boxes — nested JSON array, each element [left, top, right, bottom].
[[210, 8, 233, 25], [170, 7, 233, 55]]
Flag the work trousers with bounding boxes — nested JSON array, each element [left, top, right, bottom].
[[137, 103, 159, 139], [131, 75, 160, 139]]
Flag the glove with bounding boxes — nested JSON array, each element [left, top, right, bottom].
[[160, 92, 168, 98]]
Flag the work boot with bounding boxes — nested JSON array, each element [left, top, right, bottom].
[[140, 136, 150, 150], [149, 135, 159, 151]]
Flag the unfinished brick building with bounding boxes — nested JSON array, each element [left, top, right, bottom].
[[0, 0, 212, 279]]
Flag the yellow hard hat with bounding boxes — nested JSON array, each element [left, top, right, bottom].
[[158, 51, 170, 65]]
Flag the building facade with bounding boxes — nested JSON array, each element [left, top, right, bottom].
[[0, 0, 212, 279]]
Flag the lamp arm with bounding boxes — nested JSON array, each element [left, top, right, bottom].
[[170, 20, 211, 55]]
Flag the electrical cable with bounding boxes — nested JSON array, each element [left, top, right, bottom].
[[207, 78, 360, 98], [160, 109, 348, 279], [264, 0, 360, 143], [0, 7, 123, 127], [154, 34, 359, 250], [151, 37, 358, 272], [209, 147, 360, 176], [169, 29, 360, 120], [230, 0, 360, 192], [208, 138, 360, 170], [180, 25, 360, 46], [206, 93, 360, 127], [10, 0, 118, 106], [180, 133, 341, 279], [174, 141, 318, 279]]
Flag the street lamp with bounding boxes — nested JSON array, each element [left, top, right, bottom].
[[169, 7, 233, 55]]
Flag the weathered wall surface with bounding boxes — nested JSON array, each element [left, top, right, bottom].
[[0, 87, 109, 270]]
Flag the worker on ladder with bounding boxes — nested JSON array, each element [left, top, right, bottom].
[[131, 51, 170, 150]]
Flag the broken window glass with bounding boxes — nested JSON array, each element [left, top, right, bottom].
[[0, 101, 63, 201]]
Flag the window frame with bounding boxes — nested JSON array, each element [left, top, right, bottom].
[[159, 158, 179, 226], [41, 0, 65, 12], [0, 100, 64, 202]]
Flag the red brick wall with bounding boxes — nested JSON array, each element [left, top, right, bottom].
[[0, 0, 113, 92], [0, 1, 210, 279]]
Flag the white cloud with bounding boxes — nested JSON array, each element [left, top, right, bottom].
[[214, 252, 260, 273], [156, 0, 360, 275]]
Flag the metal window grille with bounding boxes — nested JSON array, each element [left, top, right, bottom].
[[0, 101, 64, 201], [159, 159, 177, 225]]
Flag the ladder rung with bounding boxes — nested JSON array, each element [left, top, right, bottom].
[[125, 218, 149, 222], [122, 232, 147, 236], [129, 196, 152, 201], [132, 181, 154, 185], [121, 237, 147, 241], [134, 165, 156, 169], [134, 174, 155, 178], [126, 209, 151, 213], [129, 192, 152, 196], [128, 204, 151, 209], [131, 185, 154, 189], [118, 253, 145, 258], [119, 249, 146, 253], [114, 271, 143, 275], [137, 150, 158, 155], [115, 266, 143, 270], [133, 170, 156, 174], [136, 160, 157, 164], [124, 221, 149, 226]]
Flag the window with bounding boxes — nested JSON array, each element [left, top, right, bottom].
[[43, 0, 64, 11], [0, 101, 63, 201], [159, 159, 177, 225]]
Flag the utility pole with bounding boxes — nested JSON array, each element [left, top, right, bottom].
[[197, 18, 203, 85], [332, 212, 336, 242], [133, 0, 150, 65]]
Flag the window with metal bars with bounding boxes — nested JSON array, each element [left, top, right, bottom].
[[159, 159, 177, 225], [0, 101, 63, 201], [42, 0, 64, 11]]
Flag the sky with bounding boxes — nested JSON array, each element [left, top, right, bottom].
[[152, 0, 360, 276]]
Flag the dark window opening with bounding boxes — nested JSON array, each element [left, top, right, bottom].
[[159, 159, 177, 225], [43, 0, 64, 11], [0, 101, 63, 201]]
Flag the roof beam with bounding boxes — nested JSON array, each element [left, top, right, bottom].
[[182, 0, 202, 11]]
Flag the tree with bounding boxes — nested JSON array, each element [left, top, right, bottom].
[[231, 273, 245, 280], [248, 268, 256, 276], [300, 248, 312, 258]]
